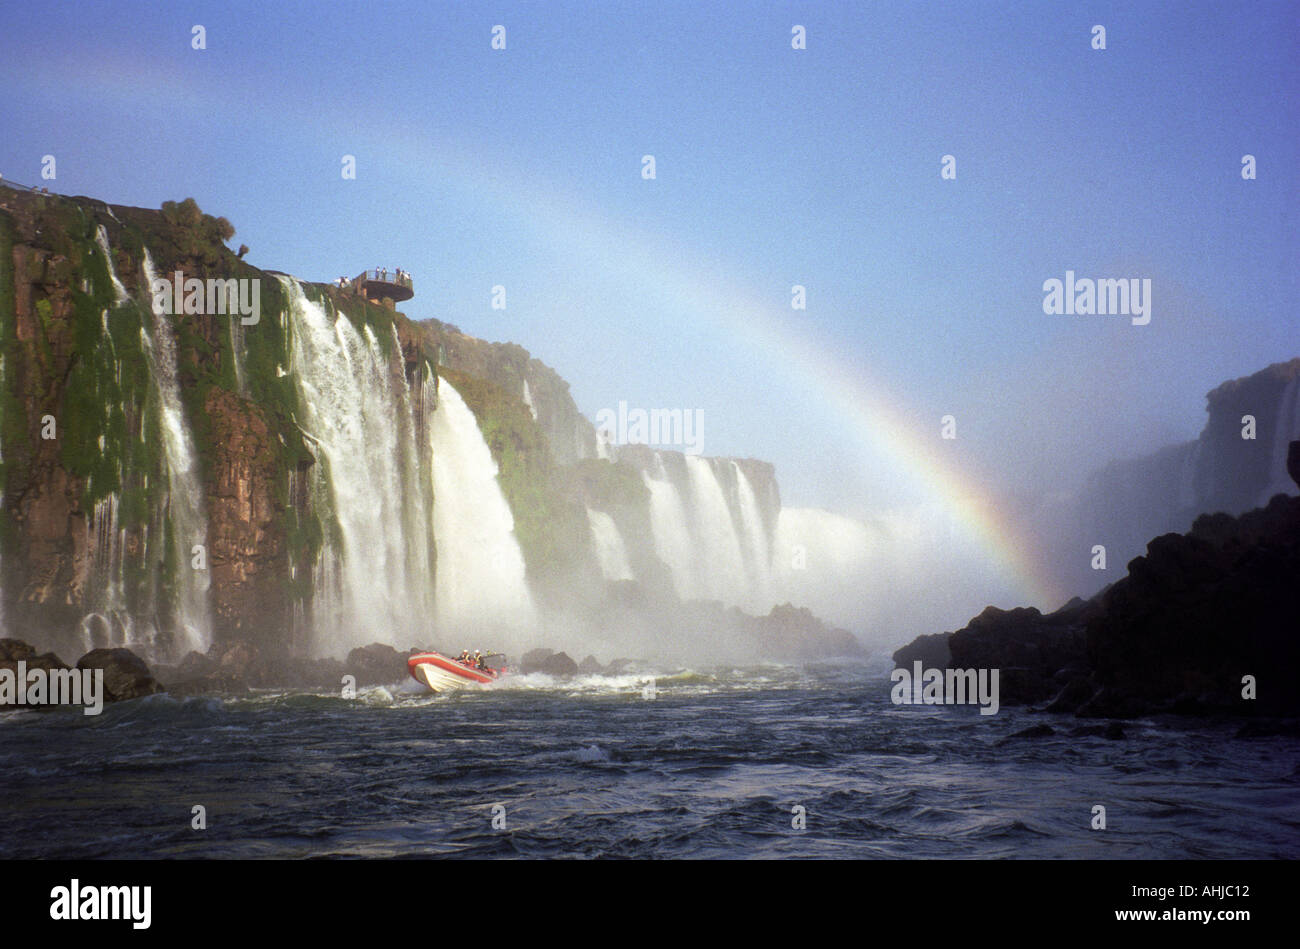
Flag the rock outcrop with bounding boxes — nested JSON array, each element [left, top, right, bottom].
[[76, 647, 163, 702], [894, 444, 1300, 719]]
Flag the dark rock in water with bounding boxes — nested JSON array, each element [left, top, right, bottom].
[[165, 673, 250, 697], [76, 648, 162, 702], [891, 632, 951, 670], [537, 651, 579, 676], [997, 724, 1055, 745], [604, 658, 646, 676], [0, 639, 71, 709], [1086, 494, 1300, 717], [520, 648, 555, 674], [174, 650, 215, 680], [210, 639, 262, 686], [1044, 677, 1095, 714], [1288, 439, 1300, 490], [519, 649, 579, 676], [1074, 687, 1150, 720], [0, 638, 69, 674], [577, 655, 604, 675], [345, 643, 406, 686]]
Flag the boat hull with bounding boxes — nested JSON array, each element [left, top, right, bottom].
[[407, 652, 502, 693]]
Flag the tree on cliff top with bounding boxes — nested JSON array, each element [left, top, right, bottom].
[[160, 197, 236, 263]]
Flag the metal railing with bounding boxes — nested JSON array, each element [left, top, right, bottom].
[[359, 269, 413, 289]]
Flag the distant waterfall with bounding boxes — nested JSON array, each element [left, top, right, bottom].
[[644, 456, 698, 600], [587, 508, 633, 581], [522, 378, 538, 420], [684, 455, 749, 606], [430, 378, 535, 637], [642, 452, 775, 612], [1261, 373, 1300, 504], [282, 277, 436, 655], [732, 463, 774, 607], [142, 251, 212, 655]]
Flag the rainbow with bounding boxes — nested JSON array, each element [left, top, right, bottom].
[[398, 141, 1068, 610]]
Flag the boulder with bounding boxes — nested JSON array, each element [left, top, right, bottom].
[[345, 642, 406, 686], [577, 654, 605, 675], [76, 648, 163, 702], [537, 651, 579, 676]]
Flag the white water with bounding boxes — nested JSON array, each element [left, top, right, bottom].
[[522, 378, 538, 420], [644, 457, 698, 600], [282, 277, 435, 655], [430, 378, 536, 638], [95, 225, 129, 305], [684, 455, 749, 606], [1260, 373, 1300, 504], [142, 251, 212, 655], [587, 508, 633, 581], [732, 463, 773, 608]]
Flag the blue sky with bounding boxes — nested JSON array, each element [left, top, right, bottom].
[[2, 0, 1296, 515]]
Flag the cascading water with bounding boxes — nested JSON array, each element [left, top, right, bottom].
[[684, 455, 749, 606], [95, 225, 129, 305], [281, 277, 436, 656], [587, 508, 633, 581], [522, 378, 538, 421], [732, 463, 774, 608], [1260, 373, 1300, 504], [644, 455, 698, 600], [429, 378, 536, 637], [142, 251, 212, 655]]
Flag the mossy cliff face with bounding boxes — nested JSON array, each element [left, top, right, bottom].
[[416, 318, 596, 465], [0, 184, 807, 660], [436, 365, 599, 603], [0, 188, 325, 655]]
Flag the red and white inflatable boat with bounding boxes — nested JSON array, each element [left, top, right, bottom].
[[407, 651, 508, 693]]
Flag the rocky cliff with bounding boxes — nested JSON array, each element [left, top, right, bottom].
[[894, 441, 1300, 719], [1040, 358, 1300, 598], [0, 184, 845, 667]]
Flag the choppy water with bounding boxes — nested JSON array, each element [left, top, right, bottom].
[[2, 662, 1297, 859]]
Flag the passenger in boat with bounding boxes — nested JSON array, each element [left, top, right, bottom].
[[458, 649, 471, 664]]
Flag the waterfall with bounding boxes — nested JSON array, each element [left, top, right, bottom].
[[684, 455, 749, 606], [522, 378, 538, 420], [94, 225, 129, 305], [732, 463, 773, 607], [429, 378, 536, 638], [587, 508, 633, 581], [1260, 373, 1300, 504], [281, 277, 435, 655], [141, 251, 212, 655], [644, 455, 697, 600]]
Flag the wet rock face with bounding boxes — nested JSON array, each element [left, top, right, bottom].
[[1288, 439, 1300, 490], [204, 386, 290, 642], [76, 647, 163, 702]]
